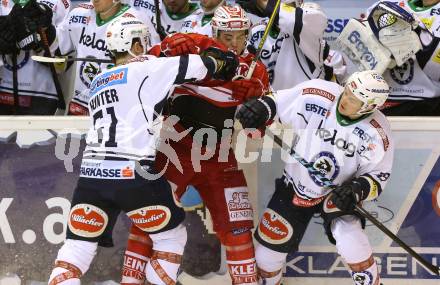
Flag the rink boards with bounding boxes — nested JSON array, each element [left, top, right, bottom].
[[0, 116, 439, 284]]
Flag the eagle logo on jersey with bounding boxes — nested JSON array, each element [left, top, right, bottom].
[[352, 271, 373, 285], [309, 152, 340, 187], [390, 58, 414, 84], [80, 61, 100, 88]]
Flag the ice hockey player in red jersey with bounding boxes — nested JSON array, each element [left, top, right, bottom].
[[121, 4, 270, 285]]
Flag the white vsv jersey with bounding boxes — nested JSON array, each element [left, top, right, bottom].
[[248, 2, 329, 90], [83, 54, 209, 161], [56, 4, 160, 112], [274, 79, 394, 200], [0, 0, 70, 103], [366, 0, 440, 102], [129, 0, 203, 36]]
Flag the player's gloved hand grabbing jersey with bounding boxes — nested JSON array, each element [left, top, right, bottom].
[[231, 78, 265, 101], [160, 33, 200, 56], [201, 47, 239, 81], [331, 178, 370, 212], [236, 94, 276, 129]]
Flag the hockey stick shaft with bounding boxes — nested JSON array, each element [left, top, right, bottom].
[[264, 129, 440, 275], [246, 0, 282, 79], [38, 28, 65, 110], [31, 55, 113, 64], [154, 0, 167, 41], [11, 51, 19, 114]]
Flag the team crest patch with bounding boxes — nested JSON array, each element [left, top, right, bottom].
[[225, 187, 253, 222], [258, 209, 293, 244], [309, 151, 340, 187], [127, 205, 171, 232], [2, 51, 30, 71], [68, 204, 108, 238], [390, 58, 414, 84], [352, 270, 374, 285], [79, 60, 101, 88]]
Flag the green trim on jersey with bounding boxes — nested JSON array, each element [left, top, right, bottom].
[[408, 0, 434, 11], [336, 96, 371, 126], [202, 14, 213, 27], [96, 4, 130, 27], [166, 2, 199, 20]]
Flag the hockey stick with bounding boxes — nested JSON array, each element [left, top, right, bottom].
[[264, 130, 440, 276], [154, 0, 167, 41], [245, 0, 282, 79], [31, 55, 113, 64], [38, 27, 65, 110], [11, 50, 19, 114]]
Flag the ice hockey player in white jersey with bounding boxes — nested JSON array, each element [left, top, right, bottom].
[[365, 0, 440, 115], [0, 0, 70, 114], [236, 70, 394, 285], [47, 17, 239, 285], [129, 0, 202, 39], [248, 0, 333, 90], [56, 0, 160, 115]]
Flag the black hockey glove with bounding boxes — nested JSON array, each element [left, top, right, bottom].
[[22, 0, 53, 32], [236, 95, 276, 129], [201, 47, 239, 81], [9, 4, 39, 51], [331, 178, 369, 212], [0, 16, 18, 54]]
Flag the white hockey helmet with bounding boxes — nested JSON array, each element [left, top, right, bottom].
[[282, 0, 303, 7], [106, 17, 151, 56], [345, 70, 390, 114], [211, 4, 251, 38]]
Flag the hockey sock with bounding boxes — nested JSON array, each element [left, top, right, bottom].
[[121, 225, 153, 284], [254, 241, 287, 285], [48, 239, 97, 285], [145, 224, 187, 285], [218, 230, 258, 285], [331, 215, 380, 285]]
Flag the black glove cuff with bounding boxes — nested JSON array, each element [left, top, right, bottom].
[[352, 177, 371, 201], [260, 95, 277, 121]]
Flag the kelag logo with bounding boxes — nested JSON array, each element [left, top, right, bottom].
[[325, 18, 349, 34]]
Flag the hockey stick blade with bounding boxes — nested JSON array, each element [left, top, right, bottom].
[[265, 129, 440, 276], [31, 55, 112, 64]]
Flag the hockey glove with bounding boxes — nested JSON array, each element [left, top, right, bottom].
[[231, 78, 265, 101], [201, 47, 238, 81], [22, 0, 53, 32], [236, 95, 276, 129], [160, 33, 200, 56], [330, 178, 369, 212], [0, 16, 18, 54]]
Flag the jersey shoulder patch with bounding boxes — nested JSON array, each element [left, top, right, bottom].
[[78, 3, 94, 9], [301, 87, 336, 102], [368, 114, 391, 152]]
